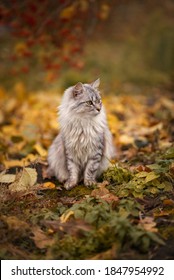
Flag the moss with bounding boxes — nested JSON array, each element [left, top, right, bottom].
[[62, 184, 92, 197], [103, 165, 133, 185]]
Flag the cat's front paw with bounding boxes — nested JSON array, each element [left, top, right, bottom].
[[64, 180, 77, 190], [84, 179, 97, 187]]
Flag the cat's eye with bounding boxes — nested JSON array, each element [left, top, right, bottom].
[[86, 100, 93, 105]]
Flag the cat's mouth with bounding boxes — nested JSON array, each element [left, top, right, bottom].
[[92, 108, 101, 116]]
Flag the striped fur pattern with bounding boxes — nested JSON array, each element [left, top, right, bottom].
[[48, 79, 115, 190]]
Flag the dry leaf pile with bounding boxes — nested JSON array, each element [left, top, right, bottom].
[[0, 84, 174, 259]]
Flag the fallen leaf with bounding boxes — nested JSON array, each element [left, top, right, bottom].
[[154, 209, 174, 217], [3, 159, 26, 168], [164, 147, 174, 159], [136, 171, 148, 178], [91, 181, 119, 203], [25, 167, 37, 185], [163, 181, 173, 192], [34, 143, 47, 157], [31, 226, 55, 249], [42, 182, 56, 189], [9, 167, 37, 192], [136, 165, 151, 172], [3, 216, 29, 231], [139, 216, 158, 233], [0, 171, 16, 184], [148, 186, 160, 194], [163, 199, 174, 205], [145, 172, 160, 183], [91, 185, 109, 197], [119, 134, 134, 145], [132, 191, 144, 199], [60, 210, 74, 223]]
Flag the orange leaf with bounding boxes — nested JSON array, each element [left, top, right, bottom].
[[42, 182, 56, 189]]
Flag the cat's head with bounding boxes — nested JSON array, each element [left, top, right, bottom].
[[70, 78, 102, 116]]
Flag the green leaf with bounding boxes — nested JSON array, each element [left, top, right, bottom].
[[147, 164, 161, 170], [117, 188, 129, 197], [141, 235, 150, 252], [85, 212, 97, 224], [118, 207, 130, 218], [134, 184, 145, 192], [164, 147, 174, 159], [74, 209, 85, 219], [148, 186, 160, 194], [132, 191, 144, 198], [157, 182, 166, 189], [163, 181, 173, 192], [147, 232, 165, 245]]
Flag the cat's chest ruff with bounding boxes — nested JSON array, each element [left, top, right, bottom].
[[67, 122, 101, 146], [63, 118, 103, 158]]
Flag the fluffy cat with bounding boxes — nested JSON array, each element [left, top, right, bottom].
[[47, 78, 115, 190]]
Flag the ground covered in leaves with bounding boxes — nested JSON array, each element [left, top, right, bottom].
[[0, 84, 174, 259]]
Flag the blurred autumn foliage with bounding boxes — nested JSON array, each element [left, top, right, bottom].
[[1, 0, 174, 89], [0, 0, 111, 82]]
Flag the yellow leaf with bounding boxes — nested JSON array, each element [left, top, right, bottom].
[[3, 159, 25, 168], [60, 210, 74, 223], [9, 167, 37, 192], [25, 167, 37, 186], [25, 153, 39, 162], [3, 154, 40, 169], [34, 143, 47, 157], [119, 134, 134, 145], [0, 171, 16, 184], [2, 125, 19, 136], [42, 182, 56, 189]]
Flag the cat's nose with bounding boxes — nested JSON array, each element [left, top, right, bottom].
[[95, 104, 101, 112]]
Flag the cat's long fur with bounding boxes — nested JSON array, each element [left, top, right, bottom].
[[47, 79, 115, 190]]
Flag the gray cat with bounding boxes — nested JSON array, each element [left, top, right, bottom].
[[47, 78, 115, 190]]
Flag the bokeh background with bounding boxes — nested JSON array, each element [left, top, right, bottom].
[[0, 0, 174, 92]]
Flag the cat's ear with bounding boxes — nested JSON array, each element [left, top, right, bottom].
[[91, 78, 100, 89], [73, 82, 84, 97]]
